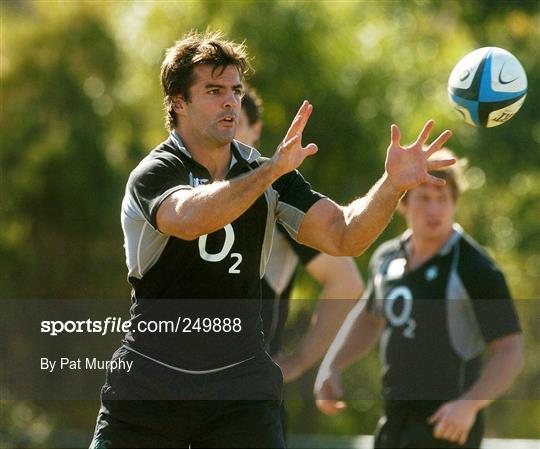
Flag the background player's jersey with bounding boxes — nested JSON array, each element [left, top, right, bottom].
[[120, 132, 324, 371], [261, 224, 320, 355], [365, 225, 520, 400]]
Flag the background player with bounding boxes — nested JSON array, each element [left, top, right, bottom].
[[314, 149, 524, 448], [237, 88, 364, 437], [237, 87, 364, 380]]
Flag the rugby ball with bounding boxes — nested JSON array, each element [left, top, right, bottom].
[[448, 47, 527, 127]]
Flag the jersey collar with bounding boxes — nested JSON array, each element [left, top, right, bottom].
[[170, 130, 193, 159], [232, 140, 261, 164], [169, 131, 260, 171], [400, 223, 464, 257], [439, 224, 464, 255]]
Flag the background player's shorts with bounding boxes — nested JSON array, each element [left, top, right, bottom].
[[374, 407, 484, 449]]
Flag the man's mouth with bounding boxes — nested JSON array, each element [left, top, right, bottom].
[[219, 115, 237, 124]]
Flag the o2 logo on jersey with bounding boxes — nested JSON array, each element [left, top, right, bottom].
[[384, 286, 416, 338], [198, 224, 242, 274]]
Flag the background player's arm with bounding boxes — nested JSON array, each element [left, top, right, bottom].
[[314, 301, 384, 415], [429, 257, 523, 446], [298, 122, 453, 257], [429, 333, 524, 445], [460, 332, 524, 406], [157, 102, 317, 239], [274, 254, 364, 382]]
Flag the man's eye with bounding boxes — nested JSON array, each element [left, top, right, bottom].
[[235, 89, 244, 96], [209, 89, 219, 95]]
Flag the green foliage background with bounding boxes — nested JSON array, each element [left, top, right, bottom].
[[1, 1, 538, 447]]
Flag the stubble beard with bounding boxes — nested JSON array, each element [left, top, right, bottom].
[[209, 122, 236, 147]]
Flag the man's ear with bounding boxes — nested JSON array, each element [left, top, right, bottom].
[[173, 95, 187, 117]]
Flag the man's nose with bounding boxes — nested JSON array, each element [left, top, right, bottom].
[[223, 90, 240, 108], [426, 200, 441, 213]]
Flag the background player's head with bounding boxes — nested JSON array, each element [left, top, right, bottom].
[[160, 30, 251, 143], [236, 86, 263, 147], [399, 148, 466, 243]]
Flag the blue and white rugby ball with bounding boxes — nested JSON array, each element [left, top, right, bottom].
[[448, 47, 527, 128]]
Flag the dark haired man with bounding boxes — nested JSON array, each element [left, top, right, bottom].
[[91, 30, 454, 448], [314, 150, 523, 449]]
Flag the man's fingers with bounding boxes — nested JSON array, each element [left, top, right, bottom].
[[428, 409, 442, 424], [434, 421, 453, 441], [414, 120, 434, 147], [285, 115, 303, 141], [425, 130, 453, 156], [333, 400, 347, 413], [285, 101, 312, 141], [435, 421, 460, 443], [304, 143, 318, 156], [446, 427, 460, 443], [427, 158, 456, 171], [433, 422, 444, 439], [390, 124, 401, 146], [316, 400, 338, 415], [315, 399, 346, 416], [459, 430, 468, 445], [426, 174, 447, 186], [294, 103, 313, 135], [282, 135, 300, 150]]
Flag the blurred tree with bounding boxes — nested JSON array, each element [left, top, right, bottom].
[[1, 5, 134, 299]]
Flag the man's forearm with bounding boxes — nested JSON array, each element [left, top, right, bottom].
[[459, 334, 524, 412], [339, 173, 404, 256], [322, 301, 383, 372], [289, 298, 357, 376], [159, 161, 279, 239]]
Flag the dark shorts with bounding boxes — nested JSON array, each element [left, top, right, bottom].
[[89, 347, 285, 448], [90, 399, 284, 448], [374, 402, 484, 449]]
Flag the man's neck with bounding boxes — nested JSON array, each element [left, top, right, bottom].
[[407, 229, 453, 271], [175, 129, 232, 180]]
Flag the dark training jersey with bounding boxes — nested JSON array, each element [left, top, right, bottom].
[[120, 132, 324, 372], [365, 225, 520, 401], [260, 224, 320, 355]]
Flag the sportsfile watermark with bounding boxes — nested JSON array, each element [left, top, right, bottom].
[[1, 298, 538, 400], [40, 316, 243, 336]]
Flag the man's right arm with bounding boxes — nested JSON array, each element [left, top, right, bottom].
[[314, 301, 384, 415], [274, 254, 364, 382], [157, 101, 318, 239], [317, 300, 384, 376], [157, 162, 277, 239]]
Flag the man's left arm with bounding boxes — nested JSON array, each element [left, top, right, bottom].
[[429, 258, 524, 446], [429, 333, 524, 445], [274, 254, 364, 382], [297, 121, 453, 257]]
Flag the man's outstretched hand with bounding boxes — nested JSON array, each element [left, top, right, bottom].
[[270, 101, 318, 178], [385, 120, 454, 194]]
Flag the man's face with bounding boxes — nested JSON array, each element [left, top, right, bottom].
[[400, 184, 456, 242], [236, 108, 262, 147], [175, 64, 243, 146]]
